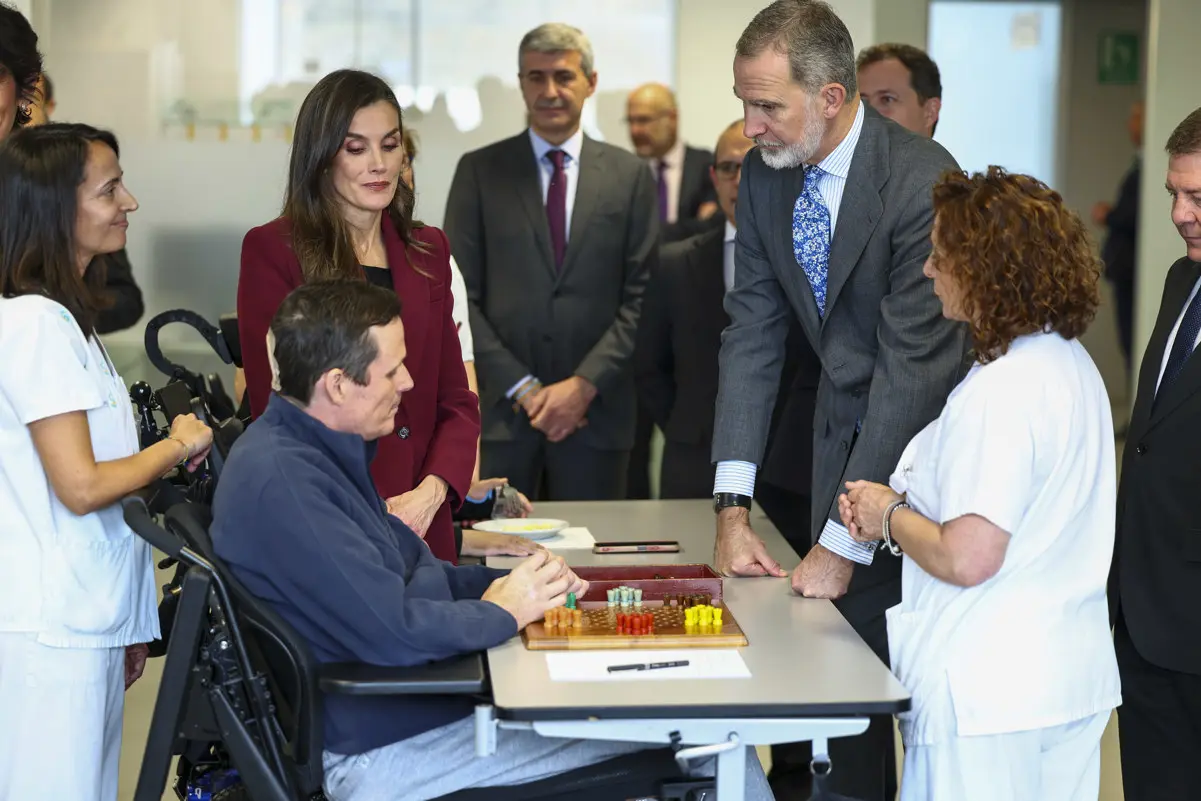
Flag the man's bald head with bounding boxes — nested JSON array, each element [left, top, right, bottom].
[[626, 82, 679, 158], [711, 120, 755, 227]]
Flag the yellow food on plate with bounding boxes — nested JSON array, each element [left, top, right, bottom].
[[501, 522, 559, 532]]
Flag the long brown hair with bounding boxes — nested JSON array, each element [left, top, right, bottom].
[[282, 69, 425, 282], [0, 123, 120, 337]]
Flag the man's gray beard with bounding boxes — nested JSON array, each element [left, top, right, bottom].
[[759, 142, 811, 170], [757, 105, 827, 170]]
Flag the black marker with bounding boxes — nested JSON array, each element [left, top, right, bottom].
[[606, 660, 690, 673]]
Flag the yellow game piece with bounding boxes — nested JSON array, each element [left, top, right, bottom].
[[713, 608, 723, 625]]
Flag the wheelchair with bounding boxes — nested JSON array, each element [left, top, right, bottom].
[[125, 311, 718, 801]]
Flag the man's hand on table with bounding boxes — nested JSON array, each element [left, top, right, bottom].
[[481, 550, 589, 629], [461, 529, 544, 558], [791, 544, 854, 599], [714, 507, 788, 577]]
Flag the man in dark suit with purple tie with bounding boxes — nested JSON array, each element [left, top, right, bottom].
[[1110, 106, 1201, 801], [445, 23, 658, 501]]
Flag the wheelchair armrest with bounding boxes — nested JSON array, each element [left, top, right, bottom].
[[319, 652, 487, 696]]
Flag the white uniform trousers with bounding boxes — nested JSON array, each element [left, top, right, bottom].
[[0, 632, 125, 801], [901, 710, 1110, 801]]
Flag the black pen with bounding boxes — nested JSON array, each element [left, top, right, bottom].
[[606, 660, 690, 673]]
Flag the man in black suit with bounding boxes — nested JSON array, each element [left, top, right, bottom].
[[635, 121, 750, 498], [625, 83, 719, 244], [635, 119, 821, 530], [624, 82, 721, 499], [445, 23, 658, 501], [1110, 106, 1201, 801], [1093, 101, 1145, 371]]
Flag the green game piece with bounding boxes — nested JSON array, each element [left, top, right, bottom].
[[566, 592, 576, 610]]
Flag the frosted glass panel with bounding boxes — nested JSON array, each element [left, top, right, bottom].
[[928, 1, 1063, 185]]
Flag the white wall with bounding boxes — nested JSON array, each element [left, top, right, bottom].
[[675, 0, 875, 154], [1133, 0, 1201, 386], [30, 0, 880, 377]]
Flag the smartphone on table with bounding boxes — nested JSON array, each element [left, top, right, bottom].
[[592, 540, 680, 554]]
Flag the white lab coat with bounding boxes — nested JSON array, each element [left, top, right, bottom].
[[0, 295, 160, 801], [885, 333, 1121, 794]]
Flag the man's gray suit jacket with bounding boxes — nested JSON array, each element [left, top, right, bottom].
[[713, 106, 970, 546]]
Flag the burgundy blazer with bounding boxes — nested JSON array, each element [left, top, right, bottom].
[[237, 215, 479, 564]]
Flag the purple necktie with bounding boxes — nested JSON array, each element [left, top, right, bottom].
[[656, 159, 669, 222], [546, 149, 567, 270]]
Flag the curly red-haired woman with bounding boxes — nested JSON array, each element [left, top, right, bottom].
[[840, 167, 1121, 801]]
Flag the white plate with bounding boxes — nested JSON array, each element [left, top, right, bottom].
[[471, 518, 570, 541]]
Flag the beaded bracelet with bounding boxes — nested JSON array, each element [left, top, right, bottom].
[[881, 499, 910, 556]]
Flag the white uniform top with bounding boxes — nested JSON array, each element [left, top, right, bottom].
[[0, 295, 159, 648], [886, 332, 1121, 746], [448, 254, 474, 363]]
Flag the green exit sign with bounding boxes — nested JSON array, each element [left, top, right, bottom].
[[1098, 31, 1139, 85]]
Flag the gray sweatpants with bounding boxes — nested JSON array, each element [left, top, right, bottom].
[[323, 714, 775, 800]]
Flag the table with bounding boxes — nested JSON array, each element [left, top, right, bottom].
[[482, 500, 910, 800]]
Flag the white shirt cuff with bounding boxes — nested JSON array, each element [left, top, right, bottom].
[[506, 375, 536, 399], [713, 461, 757, 496], [818, 519, 877, 565]]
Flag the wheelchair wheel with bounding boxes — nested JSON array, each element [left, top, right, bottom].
[[212, 785, 252, 801]]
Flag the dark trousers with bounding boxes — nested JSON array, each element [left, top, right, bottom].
[[481, 430, 629, 502], [627, 404, 654, 499], [765, 498, 898, 801], [1111, 273, 1135, 370], [658, 440, 716, 499], [1115, 613, 1201, 801]]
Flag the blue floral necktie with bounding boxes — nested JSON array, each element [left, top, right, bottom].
[[793, 165, 831, 317]]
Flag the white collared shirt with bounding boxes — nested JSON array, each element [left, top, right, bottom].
[[1156, 275, 1201, 393], [811, 100, 864, 239], [528, 127, 585, 237], [723, 220, 737, 293], [0, 295, 160, 648], [713, 101, 867, 520], [648, 137, 689, 224]]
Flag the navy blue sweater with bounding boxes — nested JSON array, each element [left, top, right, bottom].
[[210, 395, 516, 755]]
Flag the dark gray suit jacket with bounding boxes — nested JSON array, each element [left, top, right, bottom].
[[714, 106, 969, 546], [445, 131, 659, 450]]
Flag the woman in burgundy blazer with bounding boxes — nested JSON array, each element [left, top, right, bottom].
[[237, 70, 477, 564]]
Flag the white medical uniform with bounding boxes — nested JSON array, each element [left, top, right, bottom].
[[886, 332, 1121, 801], [0, 295, 160, 801], [448, 255, 474, 363]]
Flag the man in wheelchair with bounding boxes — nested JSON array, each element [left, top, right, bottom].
[[210, 281, 774, 800]]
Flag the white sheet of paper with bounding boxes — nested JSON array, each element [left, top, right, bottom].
[[541, 526, 596, 551], [545, 649, 751, 682]]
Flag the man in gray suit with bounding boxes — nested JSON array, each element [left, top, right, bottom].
[[711, 3, 968, 799], [445, 24, 658, 501]]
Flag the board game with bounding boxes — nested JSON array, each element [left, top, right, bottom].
[[522, 565, 748, 650]]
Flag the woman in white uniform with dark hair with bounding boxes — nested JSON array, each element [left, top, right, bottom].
[[840, 167, 1122, 801], [0, 123, 213, 801]]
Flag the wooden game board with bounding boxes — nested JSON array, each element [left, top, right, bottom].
[[522, 565, 748, 650]]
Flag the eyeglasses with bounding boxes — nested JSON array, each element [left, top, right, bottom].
[[714, 161, 743, 178], [623, 113, 669, 127]]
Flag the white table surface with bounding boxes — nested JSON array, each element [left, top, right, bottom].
[[485, 499, 910, 721]]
